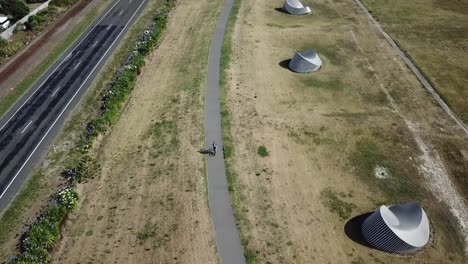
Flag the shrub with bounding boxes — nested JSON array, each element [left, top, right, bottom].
[[25, 0, 47, 3], [26, 13, 47, 31], [257, 145, 269, 157], [11, 188, 78, 263], [50, 0, 74, 7], [0, 0, 30, 21]]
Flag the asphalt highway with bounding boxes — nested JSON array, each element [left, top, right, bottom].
[[0, 0, 148, 212]]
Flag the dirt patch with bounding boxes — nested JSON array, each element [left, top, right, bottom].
[[51, 0, 222, 263], [223, 0, 467, 263], [374, 165, 390, 179], [0, 0, 96, 102]]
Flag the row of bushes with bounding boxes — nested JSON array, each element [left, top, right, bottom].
[[10, 188, 78, 263], [50, 0, 74, 8], [25, 0, 47, 4], [25, 6, 59, 31], [9, 2, 175, 263], [81, 2, 173, 148]]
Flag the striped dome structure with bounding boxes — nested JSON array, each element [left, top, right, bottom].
[[361, 202, 430, 253], [283, 0, 311, 15], [289, 49, 322, 73]]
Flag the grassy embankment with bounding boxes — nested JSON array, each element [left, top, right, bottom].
[[0, 0, 168, 260], [50, 0, 221, 262], [360, 0, 468, 216], [219, 0, 467, 263]]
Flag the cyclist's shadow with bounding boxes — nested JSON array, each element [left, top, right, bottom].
[[198, 148, 215, 156]]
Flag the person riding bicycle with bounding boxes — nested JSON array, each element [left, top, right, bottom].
[[212, 142, 218, 155]]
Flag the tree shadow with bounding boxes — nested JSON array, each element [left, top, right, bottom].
[[274, 7, 289, 14], [278, 59, 291, 70], [344, 212, 376, 249]]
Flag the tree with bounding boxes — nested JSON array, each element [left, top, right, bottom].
[[0, 0, 30, 21]]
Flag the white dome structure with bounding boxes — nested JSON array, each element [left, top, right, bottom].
[[361, 202, 430, 253], [283, 0, 311, 15], [289, 50, 322, 73]]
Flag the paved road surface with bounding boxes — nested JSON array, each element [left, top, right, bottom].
[[204, 0, 246, 263], [0, 0, 148, 212], [353, 0, 468, 137]]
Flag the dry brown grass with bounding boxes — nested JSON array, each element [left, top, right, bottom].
[[222, 0, 468, 263], [51, 0, 222, 263]]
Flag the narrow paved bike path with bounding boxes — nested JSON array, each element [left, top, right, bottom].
[[204, 0, 246, 263]]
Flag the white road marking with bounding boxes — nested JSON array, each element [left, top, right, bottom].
[[0, 0, 147, 202], [119, 10, 123, 16], [92, 40, 99, 48], [74, 61, 82, 70], [51, 86, 61, 97], [65, 53, 71, 60], [21, 121, 32, 134], [0, 0, 122, 132], [107, 25, 112, 31]]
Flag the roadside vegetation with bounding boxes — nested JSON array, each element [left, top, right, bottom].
[[10, 7, 172, 263], [0, 4, 114, 255], [0, 0, 114, 119], [0, 1, 175, 262], [51, 0, 221, 262], [0, 0, 30, 21], [0, 0, 78, 65]]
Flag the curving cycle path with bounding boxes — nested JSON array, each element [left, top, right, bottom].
[[204, 0, 246, 263]]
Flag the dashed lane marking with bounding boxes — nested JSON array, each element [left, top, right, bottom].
[[51, 86, 61, 97], [0, 0, 122, 132], [21, 120, 32, 134], [74, 61, 81, 70]]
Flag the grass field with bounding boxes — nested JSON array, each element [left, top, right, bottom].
[[220, 0, 468, 263], [0, 0, 170, 260], [361, 0, 468, 123], [51, 0, 221, 262]]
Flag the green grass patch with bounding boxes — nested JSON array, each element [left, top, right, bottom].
[[435, 137, 468, 199], [151, 120, 179, 158], [320, 187, 356, 220], [349, 137, 424, 203], [137, 222, 157, 241], [360, 0, 468, 123], [257, 145, 269, 157], [0, 170, 46, 246], [298, 76, 343, 91]]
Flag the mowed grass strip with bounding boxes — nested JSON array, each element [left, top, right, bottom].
[[360, 0, 468, 122], [219, 0, 259, 263]]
